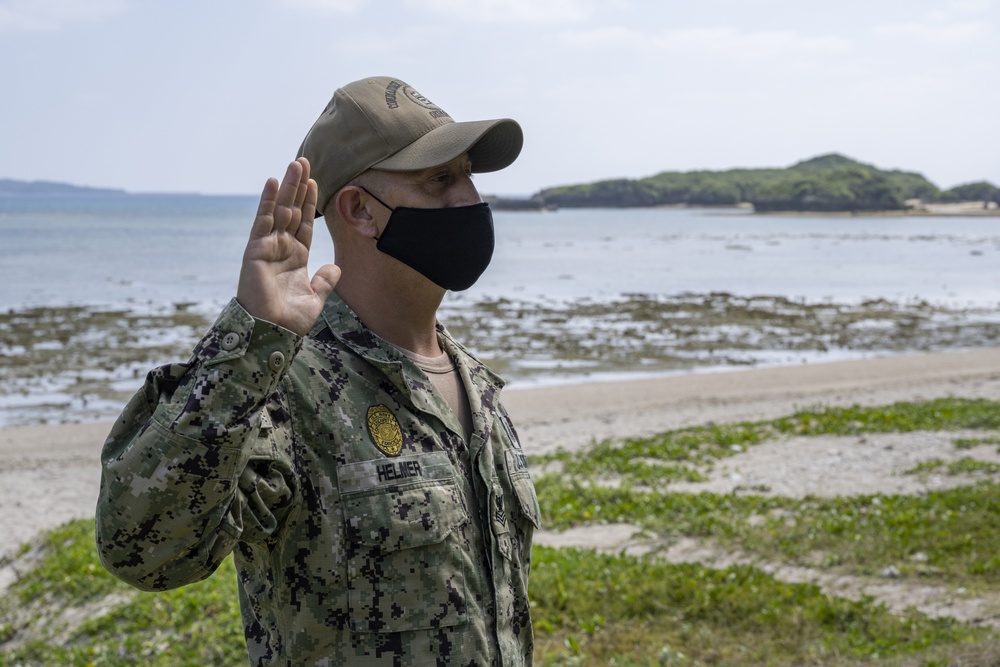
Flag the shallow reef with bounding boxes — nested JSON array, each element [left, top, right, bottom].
[[2, 293, 998, 426]]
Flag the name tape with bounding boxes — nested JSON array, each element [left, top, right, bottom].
[[338, 451, 453, 495]]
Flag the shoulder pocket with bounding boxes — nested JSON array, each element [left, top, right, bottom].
[[505, 448, 541, 530]]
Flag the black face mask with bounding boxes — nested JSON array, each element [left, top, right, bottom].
[[362, 188, 495, 291]]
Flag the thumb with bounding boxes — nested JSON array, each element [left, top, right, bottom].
[[311, 264, 342, 302]]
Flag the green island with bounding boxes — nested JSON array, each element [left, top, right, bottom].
[[0, 178, 126, 197], [8, 158, 997, 215], [518, 154, 1000, 213]]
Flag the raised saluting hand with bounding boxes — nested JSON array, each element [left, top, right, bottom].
[[236, 158, 341, 336]]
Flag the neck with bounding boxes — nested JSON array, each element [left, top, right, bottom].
[[334, 267, 445, 357]]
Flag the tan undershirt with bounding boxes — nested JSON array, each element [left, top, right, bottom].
[[394, 346, 473, 440]]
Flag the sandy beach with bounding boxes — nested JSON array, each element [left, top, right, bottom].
[[3, 347, 1000, 562]]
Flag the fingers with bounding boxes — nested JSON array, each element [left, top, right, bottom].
[[273, 158, 314, 236], [248, 160, 316, 247], [252, 177, 280, 238], [274, 160, 303, 223], [293, 158, 311, 210], [311, 264, 342, 302], [304, 173, 318, 219], [295, 180, 319, 246]]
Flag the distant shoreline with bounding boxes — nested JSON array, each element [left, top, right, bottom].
[[749, 203, 1000, 217], [5, 174, 998, 217], [0, 178, 126, 197], [5, 193, 994, 217], [489, 200, 1000, 216]]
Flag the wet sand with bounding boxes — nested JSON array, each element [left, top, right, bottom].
[[3, 348, 1000, 558]]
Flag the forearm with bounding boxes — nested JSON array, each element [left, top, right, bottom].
[[96, 299, 301, 591]]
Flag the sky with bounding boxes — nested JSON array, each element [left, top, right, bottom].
[[1, 0, 997, 197]]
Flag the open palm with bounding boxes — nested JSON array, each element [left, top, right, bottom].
[[237, 158, 340, 336]]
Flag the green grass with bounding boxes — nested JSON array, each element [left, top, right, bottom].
[[536, 477, 1000, 585], [2, 520, 994, 667], [906, 457, 1000, 477], [952, 435, 1000, 451], [536, 399, 1000, 588], [533, 397, 1000, 488], [2, 398, 1000, 666], [530, 547, 987, 667], [0, 521, 245, 666]]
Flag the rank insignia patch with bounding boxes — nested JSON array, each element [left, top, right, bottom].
[[494, 495, 507, 527], [367, 404, 403, 457]]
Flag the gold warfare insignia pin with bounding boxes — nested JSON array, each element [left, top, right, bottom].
[[367, 404, 403, 457]]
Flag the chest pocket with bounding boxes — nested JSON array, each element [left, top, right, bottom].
[[338, 452, 470, 633]]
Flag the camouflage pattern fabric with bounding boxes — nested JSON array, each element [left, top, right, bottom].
[[96, 294, 540, 666]]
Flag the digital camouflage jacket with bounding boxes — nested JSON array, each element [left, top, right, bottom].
[[96, 295, 540, 666]]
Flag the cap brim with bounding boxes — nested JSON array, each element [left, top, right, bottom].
[[373, 118, 523, 174]]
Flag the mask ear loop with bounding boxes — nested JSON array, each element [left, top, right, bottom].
[[357, 186, 394, 212], [357, 186, 394, 241]]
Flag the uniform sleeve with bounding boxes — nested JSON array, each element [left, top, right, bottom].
[[96, 298, 302, 592]]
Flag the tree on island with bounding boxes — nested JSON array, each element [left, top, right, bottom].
[[533, 154, 998, 212]]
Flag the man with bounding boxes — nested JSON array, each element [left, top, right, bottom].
[[96, 76, 539, 666]]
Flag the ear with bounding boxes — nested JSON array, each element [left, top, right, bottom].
[[333, 186, 381, 238]]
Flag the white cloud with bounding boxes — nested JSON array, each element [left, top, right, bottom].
[[947, 0, 994, 14], [873, 0, 995, 45], [665, 28, 850, 58], [411, 0, 597, 23], [282, 0, 369, 14], [556, 25, 634, 48], [558, 26, 851, 60], [0, 0, 128, 31], [873, 19, 991, 44]]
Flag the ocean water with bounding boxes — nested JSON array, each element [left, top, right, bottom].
[[475, 207, 1000, 308], [1, 194, 258, 315], [3, 194, 999, 313], [2, 194, 999, 426]]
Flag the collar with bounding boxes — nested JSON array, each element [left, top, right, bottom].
[[312, 293, 506, 437]]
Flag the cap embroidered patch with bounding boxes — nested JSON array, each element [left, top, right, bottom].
[[367, 404, 403, 456]]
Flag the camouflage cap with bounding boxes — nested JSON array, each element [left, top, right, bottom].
[[298, 76, 523, 216]]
